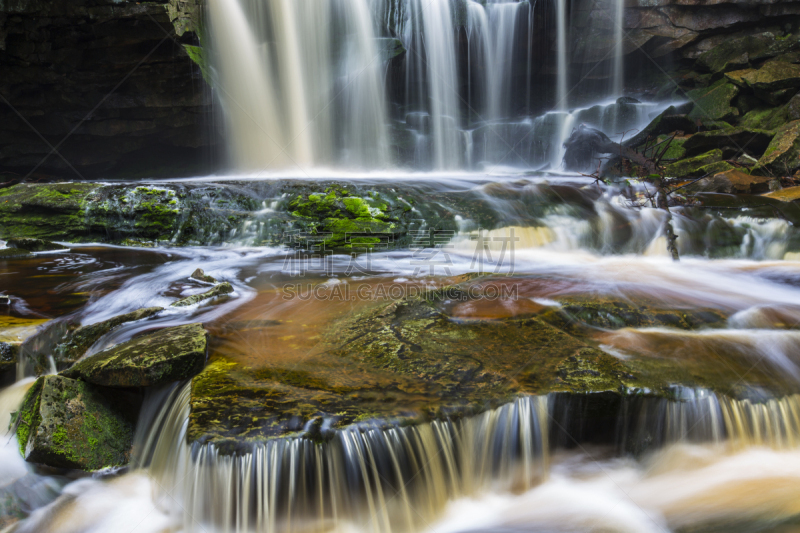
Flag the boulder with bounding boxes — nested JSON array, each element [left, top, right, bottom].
[[56, 307, 164, 364], [753, 120, 800, 175], [787, 94, 800, 120], [682, 128, 774, 158], [728, 61, 800, 103], [171, 282, 234, 308], [687, 80, 740, 123], [15, 375, 138, 471], [664, 149, 723, 177], [739, 106, 790, 130], [685, 169, 777, 194], [697, 32, 799, 73], [6, 239, 66, 252], [61, 323, 208, 387], [190, 268, 217, 284]]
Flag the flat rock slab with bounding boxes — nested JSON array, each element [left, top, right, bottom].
[[62, 323, 208, 387], [0, 317, 50, 344], [187, 276, 777, 454], [15, 375, 138, 471], [56, 307, 164, 363], [765, 185, 800, 202]]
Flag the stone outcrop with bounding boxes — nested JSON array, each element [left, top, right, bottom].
[[15, 375, 138, 470], [56, 307, 164, 364], [62, 323, 208, 387], [0, 0, 218, 180]]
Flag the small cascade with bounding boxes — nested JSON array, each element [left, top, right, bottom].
[[144, 387, 549, 533], [623, 389, 800, 452]]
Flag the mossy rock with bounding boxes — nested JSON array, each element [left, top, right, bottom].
[[685, 169, 776, 194], [0, 183, 100, 241], [739, 106, 789, 130], [664, 149, 723, 178], [171, 283, 233, 308], [185, 276, 782, 454], [0, 340, 15, 377], [55, 307, 164, 364], [0, 248, 31, 259], [753, 120, 800, 175], [62, 323, 208, 387], [6, 238, 66, 252], [683, 128, 774, 159], [736, 61, 800, 94], [687, 80, 740, 124], [15, 375, 138, 471], [697, 32, 800, 74]]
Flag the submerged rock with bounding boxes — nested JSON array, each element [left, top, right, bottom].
[[171, 282, 234, 308], [56, 307, 164, 364], [6, 239, 67, 252], [15, 375, 138, 471], [62, 323, 208, 387]]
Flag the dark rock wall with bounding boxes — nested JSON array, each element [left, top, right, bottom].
[[0, 0, 220, 181]]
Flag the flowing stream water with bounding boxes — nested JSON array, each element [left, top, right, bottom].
[[2, 177, 800, 532], [3, 1, 800, 531]]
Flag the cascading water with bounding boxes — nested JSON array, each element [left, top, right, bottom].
[[143, 388, 549, 533], [208, 0, 650, 172], [209, 0, 389, 171]]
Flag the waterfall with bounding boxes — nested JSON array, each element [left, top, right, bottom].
[[404, 0, 462, 169], [623, 389, 800, 452], [143, 386, 549, 533], [612, 0, 625, 97], [208, 0, 390, 171]]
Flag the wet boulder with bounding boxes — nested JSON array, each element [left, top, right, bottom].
[[753, 120, 800, 175], [62, 323, 208, 387], [190, 268, 217, 283], [764, 185, 800, 202], [171, 282, 234, 308], [56, 307, 164, 364], [14, 375, 138, 471], [0, 341, 16, 377]]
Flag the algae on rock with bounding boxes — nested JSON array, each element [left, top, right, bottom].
[[15, 375, 137, 471], [62, 323, 208, 387], [56, 307, 164, 364]]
